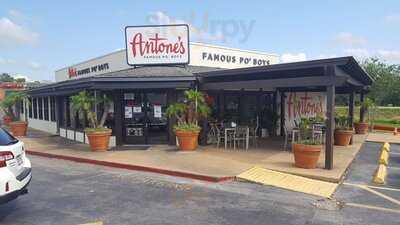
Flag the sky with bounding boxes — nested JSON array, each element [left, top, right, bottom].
[[0, 0, 399, 81]]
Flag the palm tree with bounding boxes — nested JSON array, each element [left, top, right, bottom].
[[70, 91, 111, 130], [166, 90, 210, 132]]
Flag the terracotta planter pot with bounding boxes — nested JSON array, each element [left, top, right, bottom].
[[175, 130, 200, 151], [354, 122, 369, 134], [334, 129, 353, 146], [372, 124, 396, 132], [86, 129, 112, 152], [3, 116, 12, 126], [9, 121, 28, 137], [292, 143, 322, 169]]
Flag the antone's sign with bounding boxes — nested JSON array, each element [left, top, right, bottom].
[[125, 24, 190, 66]]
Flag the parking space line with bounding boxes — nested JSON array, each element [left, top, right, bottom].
[[345, 202, 400, 214], [367, 185, 400, 192], [343, 182, 400, 206]]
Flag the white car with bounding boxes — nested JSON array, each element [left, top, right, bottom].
[[0, 128, 31, 204]]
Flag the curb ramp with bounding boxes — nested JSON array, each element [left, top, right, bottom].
[[237, 166, 338, 198]]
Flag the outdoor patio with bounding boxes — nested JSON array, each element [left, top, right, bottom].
[[20, 128, 373, 183]]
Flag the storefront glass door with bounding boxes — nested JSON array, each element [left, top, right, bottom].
[[122, 91, 168, 145]]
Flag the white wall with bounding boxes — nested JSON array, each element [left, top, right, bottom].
[[62, 128, 116, 148], [24, 114, 58, 134], [21, 97, 59, 134], [55, 42, 279, 82]]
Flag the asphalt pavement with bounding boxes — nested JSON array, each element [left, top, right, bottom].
[[0, 142, 399, 225]]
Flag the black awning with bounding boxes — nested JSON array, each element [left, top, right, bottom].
[[196, 56, 373, 92], [27, 76, 196, 96]]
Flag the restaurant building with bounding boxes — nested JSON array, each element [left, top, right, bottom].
[[23, 25, 372, 169]]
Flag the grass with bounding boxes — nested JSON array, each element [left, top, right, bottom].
[[336, 106, 400, 128]]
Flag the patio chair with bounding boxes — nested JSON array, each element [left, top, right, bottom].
[[283, 125, 300, 151], [248, 117, 259, 148], [207, 121, 219, 144], [216, 125, 234, 149], [233, 126, 249, 150], [312, 123, 325, 144]]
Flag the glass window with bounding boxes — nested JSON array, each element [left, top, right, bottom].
[[33, 98, 38, 119], [20, 101, 24, 114], [43, 97, 49, 121], [66, 97, 71, 127], [38, 97, 43, 120], [241, 95, 258, 124], [50, 97, 56, 122], [224, 94, 240, 123], [59, 97, 65, 127], [28, 98, 32, 118]]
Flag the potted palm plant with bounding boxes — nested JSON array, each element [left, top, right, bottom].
[[354, 97, 375, 134], [0, 92, 29, 136], [70, 91, 112, 151], [334, 115, 354, 146], [166, 90, 210, 151], [292, 117, 323, 169]]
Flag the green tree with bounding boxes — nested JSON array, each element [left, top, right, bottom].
[[361, 58, 400, 106], [0, 73, 14, 82], [15, 77, 26, 83]]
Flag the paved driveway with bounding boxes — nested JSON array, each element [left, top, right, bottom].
[[0, 147, 399, 225]]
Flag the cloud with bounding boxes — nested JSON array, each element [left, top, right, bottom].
[[384, 14, 400, 23], [0, 17, 39, 47], [27, 61, 42, 70], [280, 53, 307, 63], [147, 11, 225, 42], [377, 50, 400, 62], [0, 57, 16, 65], [334, 32, 366, 46], [343, 48, 370, 59]]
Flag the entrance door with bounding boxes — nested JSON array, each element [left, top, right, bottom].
[[122, 91, 168, 145], [146, 92, 168, 144]]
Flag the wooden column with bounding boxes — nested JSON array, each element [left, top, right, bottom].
[[272, 91, 278, 136], [325, 66, 336, 170], [56, 96, 62, 134], [218, 90, 225, 121], [167, 90, 177, 145], [239, 88, 245, 124], [113, 90, 123, 146], [360, 92, 365, 122], [349, 91, 355, 144], [280, 91, 285, 136]]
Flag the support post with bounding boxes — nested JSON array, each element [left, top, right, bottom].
[[325, 66, 336, 170], [349, 90, 355, 144], [360, 92, 365, 122], [280, 91, 285, 136], [167, 90, 177, 145], [272, 91, 278, 136], [113, 90, 123, 146], [218, 90, 224, 121]]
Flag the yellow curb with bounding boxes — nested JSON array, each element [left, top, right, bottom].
[[383, 142, 390, 152], [373, 164, 387, 185], [79, 221, 103, 225], [378, 149, 389, 166]]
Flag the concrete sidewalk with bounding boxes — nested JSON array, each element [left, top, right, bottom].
[[21, 128, 371, 183]]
